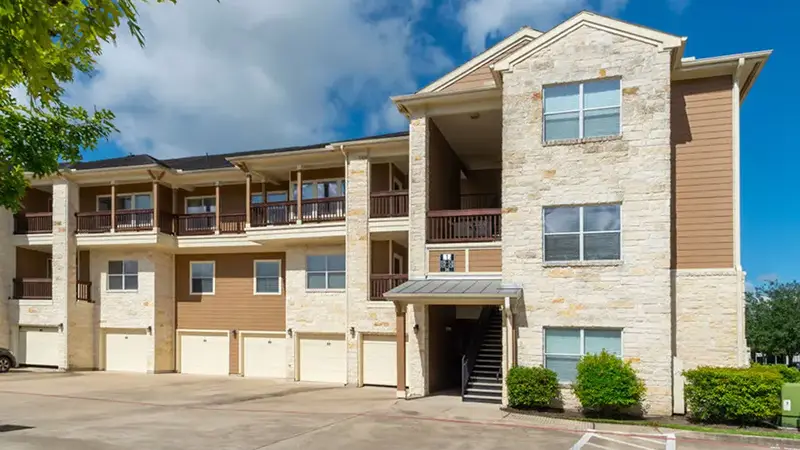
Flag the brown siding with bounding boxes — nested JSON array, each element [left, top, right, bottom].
[[461, 169, 501, 196], [428, 249, 466, 273], [78, 251, 90, 281], [371, 241, 390, 274], [16, 248, 51, 278], [441, 39, 529, 93], [428, 120, 461, 211], [672, 76, 734, 269], [371, 163, 390, 192], [158, 184, 173, 213], [393, 241, 408, 274], [469, 248, 502, 273], [175, 253, 286, 374], [79, 182, 152, 212], [22, 188, 52, 212], [290, 167, 345, 181]]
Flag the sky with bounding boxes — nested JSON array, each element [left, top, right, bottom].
[[65, 0, 796, 289]]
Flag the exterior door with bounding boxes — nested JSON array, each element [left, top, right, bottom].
[[298, 335, 346, 383], [362, 334, 398, 386], [18, 327, 60, 367], [179, 332, 229, 376], [242, 334, 286, 378], [105, 330, 148, 373]]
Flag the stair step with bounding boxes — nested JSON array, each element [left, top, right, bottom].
[[468, 383, 502, 391], [471, 375, 501, 382], [466, 387, 502, 395], [463, 394, 502, 404]]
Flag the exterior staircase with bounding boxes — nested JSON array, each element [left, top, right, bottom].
[[463, 308, 503, 404]]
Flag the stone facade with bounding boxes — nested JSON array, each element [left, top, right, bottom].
[[501, 25, 674, 415], [0, 209, 13, 349]]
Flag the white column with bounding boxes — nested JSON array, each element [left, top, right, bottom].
[[0, 208, 13, 348]]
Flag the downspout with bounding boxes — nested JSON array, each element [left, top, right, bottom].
[[340, 144, 351, 382], [733, 58, 745, 366]]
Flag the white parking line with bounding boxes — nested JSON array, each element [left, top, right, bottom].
[[571, 432, 595, 450], [592, 433, 658, 450], [584, 442, 615, 450]]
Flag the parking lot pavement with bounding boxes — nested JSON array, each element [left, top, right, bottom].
[[0, 371, 779, 449]]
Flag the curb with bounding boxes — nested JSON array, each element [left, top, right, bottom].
[[664, 428, 800, 449]]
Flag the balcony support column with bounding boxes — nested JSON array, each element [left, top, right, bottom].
[[110, 182, 116, 233], [245, 173, 252, 227], [396, 301, 407, 399], [296, 166, 302, 225], [345, 150, 370, 385], [152, 181, 159, 232], [0, 208, 13, 347], [214, 182, 221, 235]]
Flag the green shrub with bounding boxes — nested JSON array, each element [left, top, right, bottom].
[[750, 363, 800, 383], [507, 366, 560, 409], [572, 351, 645, 415], [683, 367, 782, 424]]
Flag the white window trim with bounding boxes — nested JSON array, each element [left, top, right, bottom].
[[184, 196, 217, 214], [189, 261, 216, 295], [392, 254, 404, 275], [542, 79, 622, 142], [107, 260, 139, 292], [290, 178, 346, 199], [253, 259, 282, 296], [543, 327, 625, 383], [96, 192, 152, 211], [392, 177, 403, 191], [542, 204, 622, 263], [305, 254, 346, 291]]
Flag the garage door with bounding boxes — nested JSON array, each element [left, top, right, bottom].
[[362, 334, 397, 386], [179, 332, 229, 376], [18, 326, 60, 367], [298, 335, 346, 383], [105, 330, 149, 373], [242, 334, 286, 378]]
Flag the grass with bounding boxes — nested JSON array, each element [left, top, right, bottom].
[[570, 416, 800, 440]]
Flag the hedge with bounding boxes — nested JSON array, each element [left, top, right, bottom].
[[750, 363, 800, 383], [683, 366, 783, 424], [507, 366, 560, 409], [573, 351, 645, 415]]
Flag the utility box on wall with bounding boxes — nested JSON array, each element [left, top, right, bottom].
[[781, 383, 800, 428]]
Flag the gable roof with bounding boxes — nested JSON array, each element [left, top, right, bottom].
[[417, 26, 542, 94], [492, 11, 684, 74]]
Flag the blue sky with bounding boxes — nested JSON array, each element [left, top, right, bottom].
[[76, 0, 793, 287]]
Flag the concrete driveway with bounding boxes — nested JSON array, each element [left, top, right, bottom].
[[0, 371, 772, 449]]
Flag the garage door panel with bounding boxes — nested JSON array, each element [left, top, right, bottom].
[[242, 334, 286, 378], [362, 335, 398, 387], [299, 335, 345, 384], [180, 333, 229, 376], [18, 327, 60, 367], [105, 331, 149, 373]]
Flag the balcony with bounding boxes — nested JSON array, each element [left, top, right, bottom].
[[77, 280, 92, 302], [370, 191, 409, 218], [13, 212, 53, 234], [175, 213, 246, 236], [427, 209, 502, 243], [12, 279, 92, 301], [370, 274, 408, 300], [250, 197, 345, 227]]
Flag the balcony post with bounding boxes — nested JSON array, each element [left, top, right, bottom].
[[245, 173, 252, 227], [152, 181, 159, 232], [214, 182, 221, 235], [110, 182, 116, 233], [296, 166, 302, 225], [395, 301, 407, 399]]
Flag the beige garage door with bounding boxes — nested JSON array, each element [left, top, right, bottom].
[[105, 330, 149, 373], [18, 326, 60, 367], [298, 335, 346, 383], [362, 334, 397, 387], [242, 333, 286, 378], [179, 332, 229, 376]]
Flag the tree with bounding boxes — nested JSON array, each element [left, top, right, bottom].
[[0, 0, 176, 210], [746, 281, 800, 360]]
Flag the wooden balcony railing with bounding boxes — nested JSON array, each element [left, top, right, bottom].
[[370, 274, 408, 301], [115, 209, 154, 231], [13, 278, 52, 299], [77, 280, 92, 302], [219, 213, 246, 234], [461, 193, 500, 210], [76, 211, 111, 233], [427, 209, 502, 243], [175, 213, 216, 235], [14, 212, 53, 234], [251, 202, 297, 227], [370, 190, 408, 218], [300, 197, 346, 223]]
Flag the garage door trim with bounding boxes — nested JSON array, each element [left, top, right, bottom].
[[176, 329, 230, 374], [102, 327, 149, 372], [16, 325, 61, 368], [238, 330, 286, 377], [294, 332, 347, 383]]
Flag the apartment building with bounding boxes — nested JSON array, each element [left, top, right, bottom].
[[0, 12, 769, 416]]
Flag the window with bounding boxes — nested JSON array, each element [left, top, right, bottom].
[[543, 204, 621, 262], [290, 179, 346, 199], [97, 193, 152, 211], [190, 261, 215, 294], [251, 193, 264, 205], [306, 255, 345, 290], [543, 79, 621, 141], [544, 328, 622, 382], [267, 192, 288, 203], [108, 260, 138, 291], [186, 197, 216, 214], [254, 260, 281, 294]]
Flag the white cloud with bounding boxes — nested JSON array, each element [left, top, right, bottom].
[[67, 0, 449, 158], [758, 273, 779, 283]]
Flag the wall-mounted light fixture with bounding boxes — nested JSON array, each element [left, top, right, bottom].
[[287, 328, 293, 337], [349, 326, 355, 337], [413, 324, 419, 334], [146, 326, 152, 335], [231, 329, 237, 338], [58, 323, 64, 332]]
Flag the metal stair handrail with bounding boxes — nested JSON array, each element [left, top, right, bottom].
[[461, 306, 495, 397]]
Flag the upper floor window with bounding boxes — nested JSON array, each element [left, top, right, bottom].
[[306, 254, 346, 290], [190, 261, 215, 295], [291, 179, 346, 200], [186, 196, 216, 214], [543, 204, 621, 262], [108, 260, 138, 291], [97, 193, 152, 211], [254, 260, 281, 294], [543, 79, 621, 142], [545, 328, 622, 382]]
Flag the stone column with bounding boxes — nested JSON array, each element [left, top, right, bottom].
[[53, 179, 94, 370], [345, 151, 370, 385], [110, 182, 116, 232], [214, 182, 221, 234], [406, 114, 429, 397], [245, 174, 252, 226], [152, 181, 159, 232], [396, 302, 407, 398], [0, 208, 13, 348]]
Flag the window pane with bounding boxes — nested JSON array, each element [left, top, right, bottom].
[[544, 207, 580, 233], [584, 107, 620, 138], [546, 355, 580, 382], [545, 235, 580, 261], [108, 275, 123, 290], [117, 196, 132, 210], [187, 198, 203, 208], [123, 260, 138, 274], [201, 278, 213, 293], [584, 329, 622, 356], [203, 198, 216, 208], [584, 205, 620, 232], [125, 275, 138, 291], [191, 278, 205, 293], [134, 194, 152, 210], [267, 192, 288, 203], [544, 112, 579, 141], [302, 183, 316, 200], [327, 255, 346, 271], [108, 261, 123, 275], [544, 84, 579, 113], [307, 256, 326, 272], [584, 233, 621, 260], [583, 79, 620, 109], [257, 277, 279, 293], [328, 272, 346, 289], [307, 273, 327, 289], [256, 261, 279, 277], [251, 193, 264, 205], [191, 262, 214, 278], [98, 197, 112, 211], [545, 329, 581, 354]]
